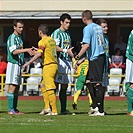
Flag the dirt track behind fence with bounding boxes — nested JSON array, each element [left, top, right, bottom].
[[0, 96, 126, 101]]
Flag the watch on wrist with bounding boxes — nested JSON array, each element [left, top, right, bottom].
[[75, 55, 80, 60]]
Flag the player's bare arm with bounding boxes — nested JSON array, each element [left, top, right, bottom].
[[67, 47, 74, 58], [76, 44, 89, 58], [56, 46, 74, 58], [13, 48, 34, 56], [23, 52, 42, 69]]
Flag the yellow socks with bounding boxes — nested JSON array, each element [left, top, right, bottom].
[[74, 90, 81, 104], [47, 90, 57, 113], [88, 92, 92, 106], [41, 87, 50, 109]]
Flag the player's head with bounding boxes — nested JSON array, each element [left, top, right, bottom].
[[38, 24, 49, 38], [82, 10, 92, 25], [13, 19, 24, 35], [60, 13, 71, 31]]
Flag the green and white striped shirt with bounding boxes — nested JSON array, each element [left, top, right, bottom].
[[51, 28, 71, 60], [7, 33, 24, 65], [126, 30, 133, 62]]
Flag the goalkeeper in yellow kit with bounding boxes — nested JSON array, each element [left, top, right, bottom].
[[72, 56, 92, 110]]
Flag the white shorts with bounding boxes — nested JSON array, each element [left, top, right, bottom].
[[125, 59, 133, 83], [55, 58, 73, 84], [5, 62, 22, 85]]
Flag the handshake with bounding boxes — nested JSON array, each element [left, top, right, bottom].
[[22, 46, 38, 73], [25, 46, 38, 56]]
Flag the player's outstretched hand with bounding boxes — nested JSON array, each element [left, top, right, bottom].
[[26, 48, 35, 56], [32, 46, 38, 51], [67, 47, 74, 58]]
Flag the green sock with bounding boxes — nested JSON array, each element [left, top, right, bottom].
[[13, 94, 18, 111], [7, 92, 14, 112], [127, 87, 133, 113]]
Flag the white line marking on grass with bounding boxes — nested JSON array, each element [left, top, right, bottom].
[[27, 118, 54, 123], [75, 124, 133, 128]]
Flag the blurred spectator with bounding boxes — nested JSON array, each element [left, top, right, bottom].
[[0, 54, 7, 85], [0, 54, 7, 74], [114, 35, 127, 55], [110, 48, 126, 72]]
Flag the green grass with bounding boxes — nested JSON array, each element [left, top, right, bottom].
[[0, 98, 133, 133]]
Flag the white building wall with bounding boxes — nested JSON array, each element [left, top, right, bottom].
[[0, 0, 133, 11]]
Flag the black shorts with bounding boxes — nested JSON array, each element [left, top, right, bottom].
[[86, 54, 105, 83]]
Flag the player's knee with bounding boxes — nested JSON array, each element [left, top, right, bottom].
[[85, 79, 90, 84], [95, 84, 104, 91], [77, 90, 81, 93]]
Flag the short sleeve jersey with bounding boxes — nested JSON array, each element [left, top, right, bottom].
[[75, 59, 89, 77], [82, 22, 105, 61], [7, 33, 24, 65], [37, 36, 57, 66], [51, 28, 71, 60]]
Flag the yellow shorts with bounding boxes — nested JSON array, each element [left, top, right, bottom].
[[41, 64, 58, 90]]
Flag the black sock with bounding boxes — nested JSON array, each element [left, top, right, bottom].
[[86, 83, 97, 108], [95, 85, 105, 113], [59, 88, 67, 112]]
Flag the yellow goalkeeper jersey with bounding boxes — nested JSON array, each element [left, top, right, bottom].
[[37, 36, 57, 65]]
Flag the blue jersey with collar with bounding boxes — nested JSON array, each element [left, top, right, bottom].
[[82, 22, 105, 61]]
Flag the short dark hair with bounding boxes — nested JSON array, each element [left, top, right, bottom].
[[82, 10, 92, 19], [60, 13, 71, 22], [13, 19, 24, 27], [38, 24, 49, 34], [96, 18, 107, 25]]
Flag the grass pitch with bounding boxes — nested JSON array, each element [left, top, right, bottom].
[[0, 98, 133, 133]]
